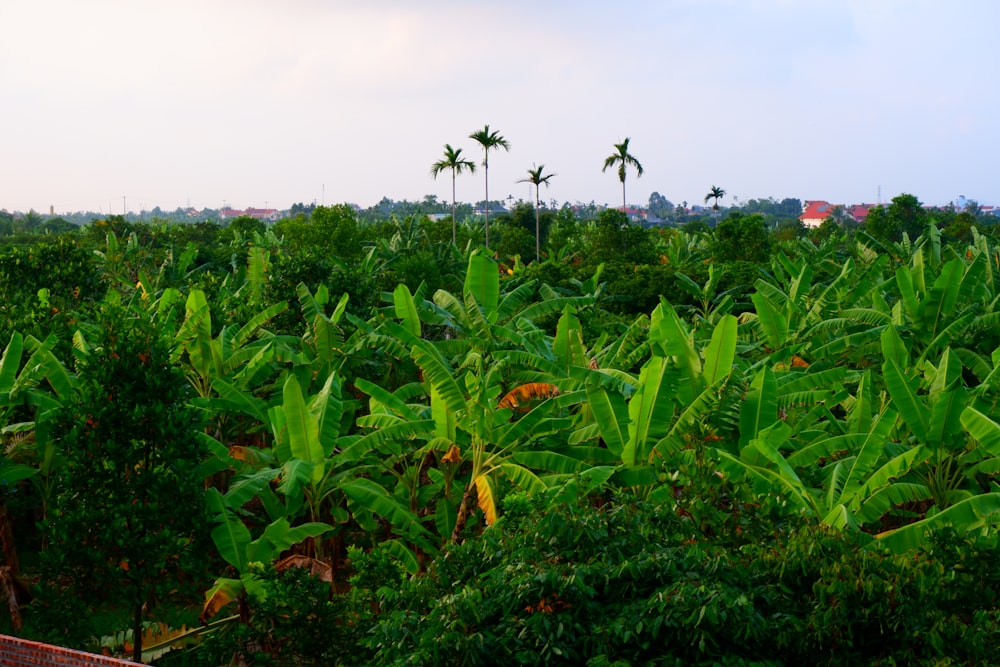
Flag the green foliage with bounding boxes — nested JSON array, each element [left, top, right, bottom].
[[0, 237, 103, 357], [273, 205, 363, 262], [365, 499, 1000, 666], [738, 197, 803, 220], [491, 221, 535, 265], [600, 263, 687, 315], [226, 215, 267, 240], [347, 543, 405, 594], [864, 193, 929, 242], [715, 260, 763, 309], [196, 564, 372, 667], [711, 212, 774, 264], [3, 194, 1000, 664], [584, 209, 657, 267], [773, 217, 805, 242]]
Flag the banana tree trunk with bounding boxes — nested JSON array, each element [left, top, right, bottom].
[[450, 482, 478, 543], [0, 506, 18, 576], [484, 158, 490, 248], [0, 566, 23, 632]]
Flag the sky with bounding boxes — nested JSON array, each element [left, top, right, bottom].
[[1, 0, 996, 215]]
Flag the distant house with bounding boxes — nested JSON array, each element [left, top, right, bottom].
[[799, 200, 834, 228], [472, 205, 509, 216], [219, 207, 281, 222], [800, 200, 879, 227], [846, 203, 877, 223], [623, 206, 647, 222]]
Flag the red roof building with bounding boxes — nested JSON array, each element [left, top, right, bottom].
[[846, 203, 877, 223], [218, 207, 280, 221], [799, 200, 834, 228], [800, 200, 880, 227]]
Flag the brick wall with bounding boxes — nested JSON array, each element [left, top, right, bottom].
[[0, 635, 144, 667]]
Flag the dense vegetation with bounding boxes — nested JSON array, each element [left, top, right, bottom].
[[0, 196, 999, 664]]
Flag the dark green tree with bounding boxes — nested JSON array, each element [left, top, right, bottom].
[[864, 193, 928, 242], [0, 237, 103, 358], [491, 221, 535, 266], [289, 201, 316, 216], [0, 209, 13, 235], [942, 210, 976, 244], [42, 303, 209, 661], [602, 137, 643, 212], [774, 217, 806, 242], [430, 144, 477, 244], [647, 191, 674, 219], [889, 193, 930, 239], [711, 212, 774, 264], [274, 204, 363, 262], [226, 214, 267, 238], [469, 124, 510, 248], [586, 208, 656, 267]]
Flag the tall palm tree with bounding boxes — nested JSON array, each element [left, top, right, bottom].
[[469, 124, 510, 248], [705, 185, 726, 212], [518, 164, 556, 263], [602, 137, 643, 214], [430, 144, 477, 244]]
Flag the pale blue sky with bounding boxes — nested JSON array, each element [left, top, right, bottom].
[[1, 0, 995, 214]]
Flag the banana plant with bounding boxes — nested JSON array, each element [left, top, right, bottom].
[[201, 486, 332, 622], [674, 264, 737, 327], [296, 282, 361, 382], [0, 332, 75, 524], [719, 334, 1000, 550], [746, 251, 871, 366], [881, 345, 992, 510], [171, 287, 294, 460], [422, 249, 595, 361], [890, 243, 996, 364], [577, 301, 743, 493], [654, 227, 710, 272], [331, 375, 442, 560], [173, 288, 290, 400], [717, 407, 932, 535], [208, 370, 361, 551], [360, 252, 589, 541], [415, 335, 575, 541]]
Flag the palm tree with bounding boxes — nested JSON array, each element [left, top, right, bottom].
[[469, 124, 510, 248], [602, 137, 643, 214], [431, 144, 477, 244], [705, 185, 726, 212], [518, 164, 556, 263]]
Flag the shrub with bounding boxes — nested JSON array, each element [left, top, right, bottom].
[[365, 498, 1000, 666], [195, 564, 372, 667]]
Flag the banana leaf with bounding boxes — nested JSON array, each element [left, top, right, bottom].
[[882, 359, 928, 442], [702, 314, 738, 386], [465, 250, 499, 315], [393, 284, 421, 338], [877, 492, 1000, 553]]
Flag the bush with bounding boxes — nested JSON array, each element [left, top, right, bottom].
[[194, 564, 372, 667], [364, 498, 1000, 666]]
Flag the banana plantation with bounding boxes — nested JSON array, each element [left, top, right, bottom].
[[1, 203, 1000, 665]]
